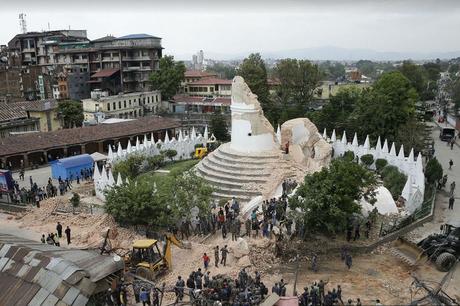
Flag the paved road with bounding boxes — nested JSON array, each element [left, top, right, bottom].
[[11, 166, 60, 189], [430, 121, 460, 225]]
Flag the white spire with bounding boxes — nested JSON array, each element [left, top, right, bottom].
[[101, 165, 108, 183], [178, 130, 184, 142], [331, 129, 337, 142], [401, 175, 412, 200], [117, 142, 123, 156], [375, 136, 382, 152], [322, 128, 327, 139], [416, 152, 423, 171], [135, 137, 140, 150], [143, 134, 148, 147], [93, 165, 100, 181], [204, 126, 209, 142], [341, 131, 347, 144], [389, 142, 396, 156], [191, 127, 196, 140], [107, 169, 115, 186], [363, 135, 370, 149], [352, 132, 358, 147], [108, 145, 113, 160], [408, 148, 414, 162], [276, 124, 281, 144], [127, 140, 132, 153], [116, 172, 123, 186], [398, 144, 405, 159], [164, 131, 170, 143], [382, 139, 389, 153], [150, 133, 155, 146]]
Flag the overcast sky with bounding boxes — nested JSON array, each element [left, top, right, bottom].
[[1, 0, 460, 60]]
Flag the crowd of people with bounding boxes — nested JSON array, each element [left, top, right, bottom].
[[174, 268, 268, 305], [40, 222, 72, 246], [299, 280, 363, 306], [7, 167, 94, 206]]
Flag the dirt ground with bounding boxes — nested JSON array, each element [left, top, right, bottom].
[[3, 195, 459, 305]]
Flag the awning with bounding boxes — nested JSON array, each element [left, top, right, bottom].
[[91, 68, 119, 78], [91, 152, 108, 162]]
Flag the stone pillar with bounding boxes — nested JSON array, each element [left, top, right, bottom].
[[23, 154, 29, 168], [81, 144, 86, 154], [63, 147, 68, 157], [1, 157, 6, 169], [98, 142, 104, 153], [43, 152, 48, 163]]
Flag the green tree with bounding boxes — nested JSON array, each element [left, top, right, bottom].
[[451, 79, 460, 114], [150, 55, 186, 100], [209, 111, 230, 141], [350, 71, 418, 142], [319, 61, 345, 80], [375, 159, 388, 173], [396, 118, 430, 154], [206, 63, 237, 79], [274, 59, 321, 121], [237, 53, 274, 121], [398, 61, 428, 99], [162, 149, 177, 161], [309, 86, 361, 133], [289, 159, 377, 234], [380, 165, 407, 200], [57, 100, 84, 128], [112, 154, 146, 179], [105, 170, 213, 227], [360, 154, 374, 168], [425, 157, 443, 184]]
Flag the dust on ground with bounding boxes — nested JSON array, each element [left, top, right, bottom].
[[4, 196, 459, 305]]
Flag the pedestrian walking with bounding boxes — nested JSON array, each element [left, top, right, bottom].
[[312, 254, 318, 272], [65, 226, 71, 244], [450, 181, 456, 196], [175, 276, 185, 302], [203, 253, 210, 270], [345, 254, 353, 269], [214, 246, 219, 268], [353, 224, 360, 241], [451, 139, 454, 150], [56, 222, 63, 238], [220, 245, 228, 266], [204, 271, 211, 288], [449, 159, 454, 170], [449, 197, 455, 210], [139, 288, 150, 306], [35, 194, 40, 208]]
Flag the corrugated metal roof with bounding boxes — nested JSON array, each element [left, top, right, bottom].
[[0, 233, 124, 306]]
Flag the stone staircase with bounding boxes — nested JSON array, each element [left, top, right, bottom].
[[196, 143, 292, 203]]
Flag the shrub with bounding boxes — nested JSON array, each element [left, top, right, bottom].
[[70, 193, 80, 207], [162, 149, 178, 161], [360, 154, 374, 167], [375, 159, 388, 173], [381, 165, 407, 200], [343, 151, 355, 162], [147, 154, 165, 170], [425, 157, 443, 184]]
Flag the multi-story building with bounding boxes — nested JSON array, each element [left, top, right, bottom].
[[55, 67, 90, 100], [185, 77, 232, 97], [0, 99, 61, 138], [82, 90, 161, 123], [7, 31, 163, 98]]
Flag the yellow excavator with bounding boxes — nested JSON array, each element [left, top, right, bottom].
[[127, 234, 191, 280]]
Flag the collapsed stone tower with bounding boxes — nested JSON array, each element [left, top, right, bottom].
[[196, 76, 332, 204]]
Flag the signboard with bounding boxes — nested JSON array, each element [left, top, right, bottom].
[[0, 170, 13, 192], [38, 75, 45, 100]]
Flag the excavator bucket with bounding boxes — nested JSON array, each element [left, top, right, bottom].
[[390, 237, 427, 266]]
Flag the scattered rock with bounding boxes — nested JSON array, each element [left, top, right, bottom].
[[231, 238, 250, 258], [237, 255, 252, 268]]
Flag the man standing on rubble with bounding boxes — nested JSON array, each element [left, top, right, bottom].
[[221, 245, 229, 266], [214, 246, 219, 268], [56, 222, 63, 238], [345, 253, 353, 269], [175, 276, 185, 302], [65, 226, 71, 244], [245, 218, 251, 238]]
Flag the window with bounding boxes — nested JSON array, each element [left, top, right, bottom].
[[156, 95, 159, 102], [124, 101, 127, 108], [129, 100, 132, 106], [147, 97, 150, 103], [134, 98, 137, 103], [118, 101, 121, 109], [113, 102, 116, 110], [107, 103, 110, 111]]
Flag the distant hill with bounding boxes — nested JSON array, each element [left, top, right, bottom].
[[175, 47, 460, 61]]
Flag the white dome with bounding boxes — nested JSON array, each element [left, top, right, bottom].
[[360, 185, 398, 216]]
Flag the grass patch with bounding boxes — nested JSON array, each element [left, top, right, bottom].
[[138, 159, 199, 184]]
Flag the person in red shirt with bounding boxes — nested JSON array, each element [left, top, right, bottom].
[[203, 253, 210, 270]]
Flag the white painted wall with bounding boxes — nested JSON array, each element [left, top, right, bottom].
[[230, 119, 277, 153]]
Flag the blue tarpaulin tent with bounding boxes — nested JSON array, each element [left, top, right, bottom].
[[50, 154, 94, 180]]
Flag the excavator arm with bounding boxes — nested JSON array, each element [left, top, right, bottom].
[[163, 234, 192, 269]]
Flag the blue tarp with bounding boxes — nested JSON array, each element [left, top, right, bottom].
[[50, 154, 94, 180]]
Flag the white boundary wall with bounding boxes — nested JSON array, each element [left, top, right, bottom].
[[94, 127, 211, 201], [324, 129, 425, 214]]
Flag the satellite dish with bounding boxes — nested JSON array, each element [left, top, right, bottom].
[[113, 255, 121, 262]]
